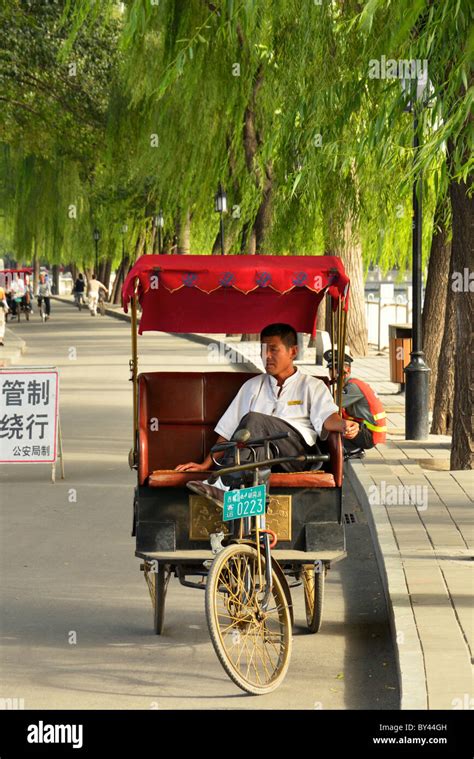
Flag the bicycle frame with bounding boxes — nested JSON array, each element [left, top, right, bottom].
[[208, 440, 329, 612]]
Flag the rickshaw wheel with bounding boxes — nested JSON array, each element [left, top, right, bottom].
[[302, 563, 325, 634], [144, 563, 171, 635], [205, 543, 292, 695]]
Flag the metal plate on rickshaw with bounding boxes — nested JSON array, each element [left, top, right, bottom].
[[189, 493, 292, 541]]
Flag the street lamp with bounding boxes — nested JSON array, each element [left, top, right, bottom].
[[401, 69, 432, 440], [214, 184, 227, 255], [93, 228, 100, 274], [153, 210, 164, 254]]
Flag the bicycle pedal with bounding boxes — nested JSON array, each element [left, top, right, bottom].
[[210, 531, 225, 555]]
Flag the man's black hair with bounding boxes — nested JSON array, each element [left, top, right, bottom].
[[260, 323, 297, 349]]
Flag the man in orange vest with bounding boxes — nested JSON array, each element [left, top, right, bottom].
[[323, 348, 387, 457]]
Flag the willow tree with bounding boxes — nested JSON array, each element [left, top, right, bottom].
[[351, 0, 473, 467], [0, 0, 124, 272]]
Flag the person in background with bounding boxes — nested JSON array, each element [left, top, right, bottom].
[[87, 274, 108, 316], [22, 273, 33, 315], [0, 286, 9, 345], [37, 273, 52, 320], [8, 273, 24, 318], [324, 347, 387, 457], [73, 273, 86, 309]]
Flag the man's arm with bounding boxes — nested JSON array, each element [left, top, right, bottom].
[[174, 434, 229, 471], [323, 412, 359, 439]]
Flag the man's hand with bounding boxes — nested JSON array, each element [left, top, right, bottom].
[[174, 461, 208, 472], [342, 420, 359, 439]]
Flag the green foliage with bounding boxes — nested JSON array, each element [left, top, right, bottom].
[[0, 0, 471, 274]]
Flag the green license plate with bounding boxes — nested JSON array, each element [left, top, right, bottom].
[[222, 484, 266, 522]]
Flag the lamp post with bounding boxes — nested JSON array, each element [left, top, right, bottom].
[[93, 228, 100, 275], [401, 70, 431, 440], [214, 184, 227, 255]]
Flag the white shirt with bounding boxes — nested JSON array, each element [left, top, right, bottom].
[[88, 279, 106, 296], [214, 367, 339, 447]]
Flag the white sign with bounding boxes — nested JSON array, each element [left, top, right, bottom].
[[0, 368, 59, 463]]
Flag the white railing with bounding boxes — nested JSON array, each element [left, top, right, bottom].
[[365, 295, 411, 350]]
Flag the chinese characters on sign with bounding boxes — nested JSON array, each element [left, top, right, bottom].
[[0, 369, 59, 463]]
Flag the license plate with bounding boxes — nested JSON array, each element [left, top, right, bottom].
[[222, 484, 266, 522]]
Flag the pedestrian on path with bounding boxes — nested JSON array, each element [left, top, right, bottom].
[[324, 347, 387, 457], [0, 286, 9, 345], [73, 273, 86, 309], [37, 273, 52, 320], [87, 274, 108, 316]]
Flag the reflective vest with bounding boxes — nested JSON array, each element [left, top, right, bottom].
[[341, 378, 387, 444]]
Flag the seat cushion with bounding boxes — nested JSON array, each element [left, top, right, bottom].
[[148, 469, 336, 488]]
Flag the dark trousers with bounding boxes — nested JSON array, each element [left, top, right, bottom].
[[218, 412, 321, 481], [37, 296, 51, 316]]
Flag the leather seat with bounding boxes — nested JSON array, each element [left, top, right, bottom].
[[138, 372, 342, 488], [148, 469, 336, 488]]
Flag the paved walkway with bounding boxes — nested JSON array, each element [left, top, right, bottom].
[[54, 297, 473, 709], [0, 326, 26, 367]]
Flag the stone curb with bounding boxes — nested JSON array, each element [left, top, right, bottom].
[[347, 460, 427, 710]]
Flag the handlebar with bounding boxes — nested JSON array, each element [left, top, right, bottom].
[[206, 452, 329, 482], [210, 431, 290, 453]]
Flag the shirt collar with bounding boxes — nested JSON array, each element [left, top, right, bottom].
[[267, 366, 299, 389]]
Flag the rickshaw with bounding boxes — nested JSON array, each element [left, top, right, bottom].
[[0, 268, 33, 321], [122, 254, 350, 695]]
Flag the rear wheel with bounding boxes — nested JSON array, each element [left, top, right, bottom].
[[302, 563, 325, 633], [144, 562, 171, 634], [206, 543, 292, 694]]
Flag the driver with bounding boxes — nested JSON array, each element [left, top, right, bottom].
[[174, 323, 359, 500]]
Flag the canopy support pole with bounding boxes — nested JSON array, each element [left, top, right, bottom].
[[336, 299, 348, 413], [129, 277, 139, 469], [330, 295, 336, 401]]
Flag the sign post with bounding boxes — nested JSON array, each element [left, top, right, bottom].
[[0, 366, 64, 482]]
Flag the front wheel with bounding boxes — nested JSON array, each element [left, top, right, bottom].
[[205, 543, 292, 695], [302, 563, 326, 633]]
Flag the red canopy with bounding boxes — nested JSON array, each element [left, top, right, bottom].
[[122, 254, 349, 334]]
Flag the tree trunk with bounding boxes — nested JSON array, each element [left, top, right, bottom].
[[33, 238, 40, 286], [52, 264, 60, 296], [97, 260, 107, 285], [431, 245, 455, 435], [335, 222, 368, 356], [449, 175, 473, 469], [111, 257, 130, 304], [177, 209, 191, 254], [254, 163, 273, 253], [102, 258, 113, 292], [422, 210, 451, 410]]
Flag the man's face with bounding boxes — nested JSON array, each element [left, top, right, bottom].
[[261, 335, 297, 376], [329, 362, 351, 383]]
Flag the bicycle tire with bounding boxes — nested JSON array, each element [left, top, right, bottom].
[[302, 563, 325, 633], [205, 543, 292, 695]]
